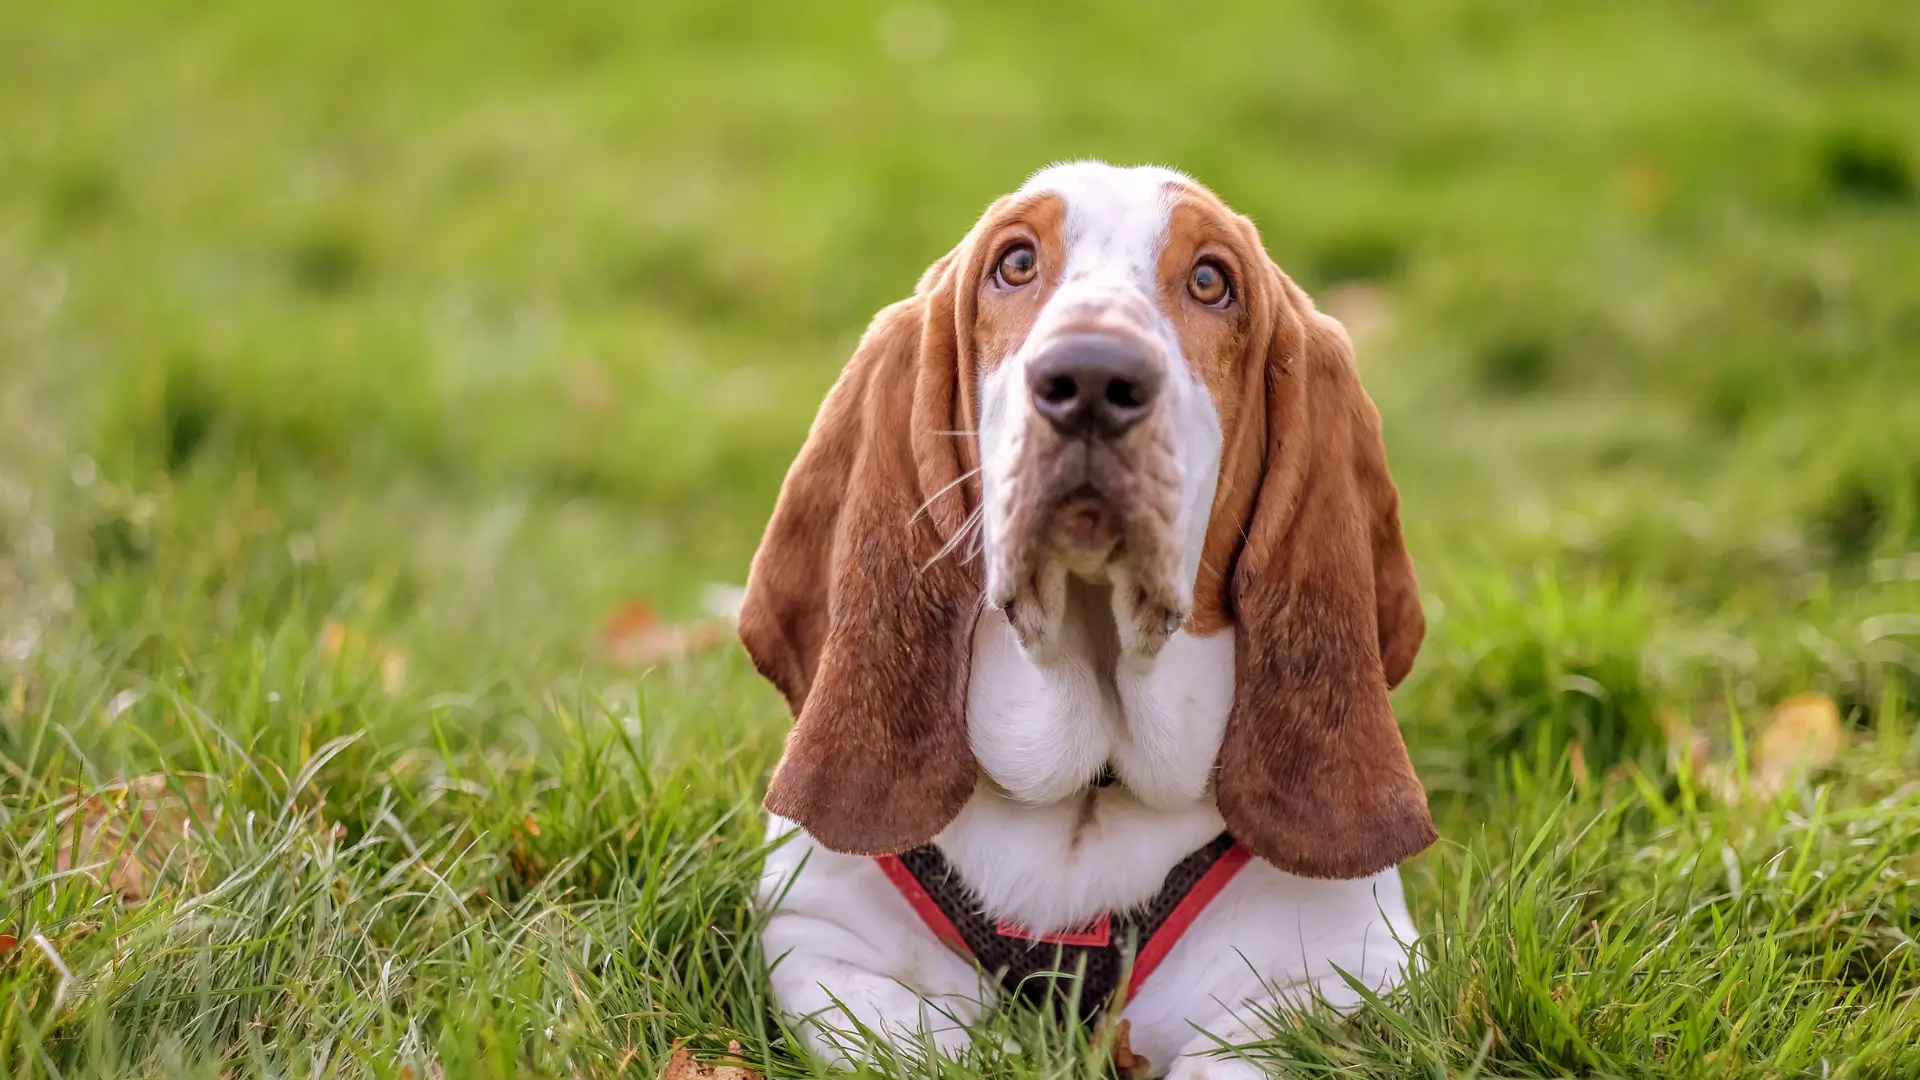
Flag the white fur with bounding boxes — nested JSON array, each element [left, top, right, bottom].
[[757, 163, 1416, 1076], [949, 615, 1235, 934], [978, 162, 1223, 639], [759, 816, 989, 1065]]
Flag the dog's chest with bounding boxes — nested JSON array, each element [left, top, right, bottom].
[[943, 605, 1237, 933], [965, 601, 1235, 808]]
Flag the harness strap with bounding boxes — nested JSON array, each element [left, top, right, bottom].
[[1124, 842, 1250, 995], [875, 833, 1248, 1018], [874, 848, 969, 954]]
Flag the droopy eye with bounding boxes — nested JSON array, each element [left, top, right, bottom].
[[1188, 260, 1231, 307], [996, 244, 1038, 288]]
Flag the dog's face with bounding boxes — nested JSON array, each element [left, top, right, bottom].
[[739, 161, 1435, 879], [971, 164, 1261, 658]]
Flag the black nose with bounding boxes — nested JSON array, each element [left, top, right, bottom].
[[1026, 335, 1162, 439]]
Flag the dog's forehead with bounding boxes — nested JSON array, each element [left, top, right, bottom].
[[1016, 161, 1194, 279]]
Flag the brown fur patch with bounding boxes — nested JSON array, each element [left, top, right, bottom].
[[970, 192, 1067, 376], [1210, 270, 1434, 879], [739, 257, 987, 855], [1152, 186, 1270, 635]]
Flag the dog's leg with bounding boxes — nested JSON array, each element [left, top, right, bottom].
[[1161, 957, 1397, 1079], [759, 818, 992, 1067], [762, 912, 987, 1065], [1159, 1006, 1282, 1076], [1120, 863, 1416, 1076], [1160, 977, 1367, 1080], [1161, 1014, 1270, 1080]]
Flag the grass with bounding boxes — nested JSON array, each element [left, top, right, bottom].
[[2, 0, 1919, 1075]]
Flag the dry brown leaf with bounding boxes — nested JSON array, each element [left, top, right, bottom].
[[658, 1047, 763, 1080], [51, 775, 209, 902], [380, 649, 408, 694], [1614, 156, 1672, 218], [1569, 739, 1591, 790], [1695, 692, 1848, 803], [1750, 692, 1844, 798], [1660, 708, 1713, 782], [562, 361, 616, 417], [1104, 1018, 1151, 1079], [321, 619, 408, 693], [322, 619, 348, 658], [604, 600, 730, 667]]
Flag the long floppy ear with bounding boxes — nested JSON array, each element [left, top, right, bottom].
[[1214, 275, 1435, 880], [737, 256, 983, 856]]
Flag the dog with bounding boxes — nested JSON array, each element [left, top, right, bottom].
[[739, 161, 1433, 1078]]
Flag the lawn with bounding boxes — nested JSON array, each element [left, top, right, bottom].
[[3, 1, 1919, 1076]]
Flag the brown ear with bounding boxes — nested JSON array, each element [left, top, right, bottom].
[[737, 259, 982, 856], [1214, 276, 1435, 880]]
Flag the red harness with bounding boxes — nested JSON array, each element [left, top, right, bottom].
[[876, 833, 1250, 1016]]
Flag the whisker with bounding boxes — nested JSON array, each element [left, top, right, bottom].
[[964, 520, 988, 565], [945, 506, 987, 563], [909, 466, 982, 526], [922, 504, 985, 572], [931, 430, 979, 438]]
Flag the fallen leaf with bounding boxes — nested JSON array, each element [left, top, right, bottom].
[[603, 600, 730, 667], [1614, 155, 1671, 218], [321, 619, 408, 694], [658, 1047, 763, 1080], [322, 619, 348, 658], [51, 775, 209, 902], [1660, 707, 1711, 774], [1105, 1018, 1151, 1080], [380, 649, 409, 694], [562, 360, 616, 417], [1750, 692, 1844, 798]]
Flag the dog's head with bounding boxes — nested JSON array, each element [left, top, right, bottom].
[[740, 161, 1433, 879]]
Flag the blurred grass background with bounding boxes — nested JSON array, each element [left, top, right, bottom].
[[2, 1, 1919, 1076]]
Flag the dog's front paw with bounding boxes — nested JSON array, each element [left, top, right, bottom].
[[1166, 1022, 1275, 1080], [780, 959, 984, 1069], [1164, 1049, 1268, 1080]]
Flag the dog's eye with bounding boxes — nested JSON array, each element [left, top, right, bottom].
[[996, 244, 1038, 288], [1189, 260, 1231, 307]]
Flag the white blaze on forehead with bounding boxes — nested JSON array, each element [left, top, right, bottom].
[[977, 161, 1223, 649], [1016, 161, 1190, 299]]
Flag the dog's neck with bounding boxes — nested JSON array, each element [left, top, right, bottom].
[[936, 578, 1236, 935]]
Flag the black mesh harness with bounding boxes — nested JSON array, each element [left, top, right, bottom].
[[875, 832, 1250, 1020]]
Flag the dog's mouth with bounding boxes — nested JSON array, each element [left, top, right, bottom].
[[988, 429, 1186, 658], [1047, 485, 1121, 574]]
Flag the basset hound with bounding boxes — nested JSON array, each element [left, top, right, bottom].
[[740, 161, 1434, 1078]]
